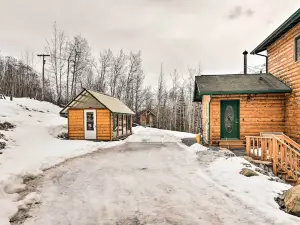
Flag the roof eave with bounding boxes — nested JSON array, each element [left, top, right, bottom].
[[199, 89, 292, 97], [251, 8, 300, 54]]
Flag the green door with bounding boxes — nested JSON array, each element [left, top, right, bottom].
[[221, 100, 240, 139]]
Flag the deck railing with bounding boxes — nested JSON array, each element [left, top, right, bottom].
[[246, 134, 300, 184]]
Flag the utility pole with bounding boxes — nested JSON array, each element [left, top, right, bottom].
[[37, 54, 50, 100]]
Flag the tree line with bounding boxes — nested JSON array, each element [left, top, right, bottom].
[[0, 22, 202, 134]]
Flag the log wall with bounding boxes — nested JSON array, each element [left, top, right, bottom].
[[68, 108, 112, 140], [96, 109, 112, 141], [209, 94, 286, 145], [68, 109, 84, 139], [268, 22, 300, 142]]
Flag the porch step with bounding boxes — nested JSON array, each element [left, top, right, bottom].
[[218, 140, 245, 149]]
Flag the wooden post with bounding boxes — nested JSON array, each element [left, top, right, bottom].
[[261, 138, 265, 161], [257, 137, 260, 159], [117, 114, 119, 137], [273, 138, 277, 176], [281, 143, 285, 168], [130, 115, 132, 134], [246, 137, 250, 156], [110, 113, 112, 141], [269, 138, 273, 160], [122, 114, 124, 136], [252, 138, 255, 157]]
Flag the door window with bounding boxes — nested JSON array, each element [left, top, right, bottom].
[[224, 105, 234, 133], [86, 112, 94, 131]]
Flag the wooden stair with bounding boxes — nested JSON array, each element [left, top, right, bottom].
[[246, 133, 300, 185], [218, 140, 245, 149]]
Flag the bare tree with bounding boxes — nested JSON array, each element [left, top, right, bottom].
[[134, 65, 145, 113], [93, 49, 112, 93], [156, 63, 164, 128], [46, 22, 67, 104], [109, 50, 127, 97], [124, 51, 142, 109], [69, 35, 91, 99]]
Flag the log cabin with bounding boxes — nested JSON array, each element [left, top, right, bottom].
[[136, 110, 156, 127], [194, 74, 292, 148], [194, 8, 300, 149], [60, 89, 135, 141], [251, 8, 300, 143]]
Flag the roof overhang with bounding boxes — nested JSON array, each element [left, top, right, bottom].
[[60, 89, 135, 116], [251, 8, 300, 54], [193, 74, 292, 102], [193, 88, 292, 103]]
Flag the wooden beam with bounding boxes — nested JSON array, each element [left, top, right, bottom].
[[130, 115, 132, 134], [122, 115, 124, 136], [110, 113, 112, 141], [117, 114, 119, 137], [246, 136, 250, 156]]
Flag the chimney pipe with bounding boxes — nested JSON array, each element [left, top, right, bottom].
[[243, 50, 248, 74]]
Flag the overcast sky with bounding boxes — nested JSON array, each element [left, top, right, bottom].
[[0, 0, 299, 86]]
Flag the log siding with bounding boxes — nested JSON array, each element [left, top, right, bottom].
[[96, 109, 112, 141], [209, 94, 286, 145], [68, 109, 84, 140], [268, 22, 300, 142]]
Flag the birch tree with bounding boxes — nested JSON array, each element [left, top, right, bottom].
[[46, 22, 67, 104]]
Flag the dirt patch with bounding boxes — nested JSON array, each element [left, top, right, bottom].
[[0, 121, 16, 130], [0, 141, 6, 150], [57, 132, 68, 140], [10, 174, 44, 225], [116, 216, 144, 225], [18, 104, 45, 113]]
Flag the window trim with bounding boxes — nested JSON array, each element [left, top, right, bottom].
[[295, 35, 300, 62]]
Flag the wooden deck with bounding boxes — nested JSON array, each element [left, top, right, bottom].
[[246, 133, 300, 185]]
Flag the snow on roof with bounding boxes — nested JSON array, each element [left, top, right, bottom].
[[60, 89, 135, 115]]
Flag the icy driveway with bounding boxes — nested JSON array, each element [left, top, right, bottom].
[[23, 142, 274, 225]]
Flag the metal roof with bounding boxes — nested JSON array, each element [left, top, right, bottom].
[[193, 73, 292, 101], [251, 8, 300, 54], [60, 89, 135, 115]]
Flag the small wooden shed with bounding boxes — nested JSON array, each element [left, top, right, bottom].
[[193, 73, 292, 148], [60, 89, 135, 141], [136, 109, 156, 127]]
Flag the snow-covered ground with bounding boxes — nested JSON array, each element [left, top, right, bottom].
[[128, 126, 195, 143], [21, 142, 300, 225], [0, 97, 299, 225], [0, 97, 124, 225], [207, 157, 300, 224]]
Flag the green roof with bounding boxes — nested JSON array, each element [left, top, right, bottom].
[[251, 8, 300, 54], [193, 73, 292, 102]]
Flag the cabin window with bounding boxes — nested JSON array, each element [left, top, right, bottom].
[[296, 36, 300, 61]]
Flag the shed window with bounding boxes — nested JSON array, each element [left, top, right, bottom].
[[296, 36, 300, 61]]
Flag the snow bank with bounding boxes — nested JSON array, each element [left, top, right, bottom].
[[0, 97, 124, 224], [129, 126, 195, 143], [187, 143, 208, 153], [208, 157, 300, 224]]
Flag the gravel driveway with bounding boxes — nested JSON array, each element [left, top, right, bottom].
[[22, 142, 272, 225]]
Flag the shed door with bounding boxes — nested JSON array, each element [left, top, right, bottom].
[[221, 100, 240, 139], [84, 109, 97, 139]]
